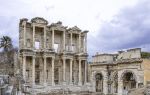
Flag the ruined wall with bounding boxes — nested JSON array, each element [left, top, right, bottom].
[[117, 48, 141, 59], [142, 59, 150, 85]]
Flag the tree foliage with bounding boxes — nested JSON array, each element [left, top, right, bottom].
[[141, 52, 150, 58]]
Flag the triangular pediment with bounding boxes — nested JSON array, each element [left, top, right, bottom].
[[71, 26, 81, 31], [31, 17, 48, 24]]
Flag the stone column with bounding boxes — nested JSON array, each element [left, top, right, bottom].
[[63, 58, 66, 85], [44, 26, 46, 49], [78, 59, 82, 85], [32, 56, 35, 86], [84, 60, 87, 84], [51, 29, 54, 49], [70, 33, 72, 51], [33, 25, 35, 48], [23, 23, 26, 47], [85, 33, 87, 52], [78, 33, 81, 52], [70, 59, 73, 85], [118, 80, 123, 95], [43, 56, 47, 86], [51, 57, 55, 86], [23, 55, 26, 81], [63, 31, 66, 52]]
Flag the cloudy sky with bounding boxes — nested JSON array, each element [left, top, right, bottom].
[[0, 0, 150, 56]]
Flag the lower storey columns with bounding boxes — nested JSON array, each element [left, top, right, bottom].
[[84, 60, 87, 84], [32, 56, 35, 86], [23, 55, 26, 81], [78, 59, 82, 85], [70, 59, 73, 85], [51, 57, 55, 86], [63, 58, 66, 84], [43, 56, 47, 86]]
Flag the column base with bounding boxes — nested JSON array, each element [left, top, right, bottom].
[[78, 82, 82, 86], [69, 82, 73, 85], [63, 81, 66, 85], [44, 82, 47, 86], [52, 82, 55, 86]]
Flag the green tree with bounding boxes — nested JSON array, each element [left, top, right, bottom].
[[0, 36, 13, 52]]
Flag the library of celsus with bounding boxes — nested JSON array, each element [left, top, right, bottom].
[[19, 17, 90, 94]]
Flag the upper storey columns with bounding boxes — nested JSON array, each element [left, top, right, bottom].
[[32, 24, 47, 49], [23, 22, 26, 47], [51, 28, 54, 49], [63, 31, 66, 52]]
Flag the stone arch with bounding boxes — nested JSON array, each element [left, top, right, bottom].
[[120, 70, 137, 94], [120, 70, 137, 82]]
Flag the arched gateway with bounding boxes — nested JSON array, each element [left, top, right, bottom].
[[121, 71, 137, 95]]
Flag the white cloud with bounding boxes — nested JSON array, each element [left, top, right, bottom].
[[0, 0, 140, 55]]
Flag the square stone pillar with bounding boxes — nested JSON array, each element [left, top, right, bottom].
[[43, 56, 47, 86], [51, 57, 55, 86], [32, 56, 35, 86], [118, 80, 123, 95], [103, 77, 108, 94], [63, 58, 66, 85], [78, 59, 82, 86], [70, 59, 73, 85], [23, 55, 26, 81]]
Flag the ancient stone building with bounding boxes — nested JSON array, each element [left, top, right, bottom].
[[89, 48, 144, 95], [19, 17, 89, 94]]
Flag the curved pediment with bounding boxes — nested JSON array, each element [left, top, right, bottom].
[[31, 17, 48, 24]]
